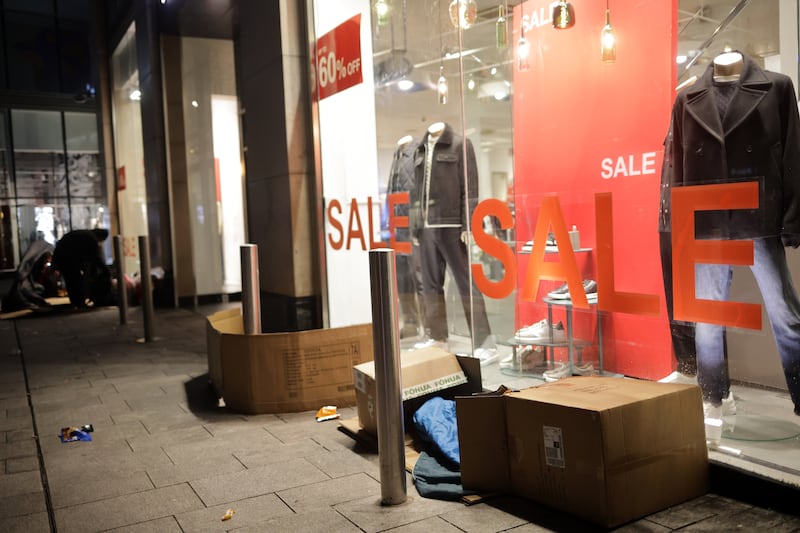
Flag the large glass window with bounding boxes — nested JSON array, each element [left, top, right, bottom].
[[111, 23, 147, 277], [180, 37, 245, 296], [310, 0, 800, 487]]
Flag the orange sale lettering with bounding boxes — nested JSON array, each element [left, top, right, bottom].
[[471, 199, 516, 299]]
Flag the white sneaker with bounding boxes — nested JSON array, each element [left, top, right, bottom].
[[413, 336, 436, 349], [703, 402, 723, 447], [722, 391, 737, 416], [543, 362, 570, 382], [499, 353, 514, 369], [573, 361, 595, 376], [474, 347, 500, 367], [515, 320, 566, 343]]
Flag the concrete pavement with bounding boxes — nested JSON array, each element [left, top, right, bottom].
[[0, 305, 798, 532]]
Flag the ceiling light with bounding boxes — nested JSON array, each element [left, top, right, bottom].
[[374, 0, 390, 27], [449, 0, 477, 30], [496, 5, 508, 49], [676, 55, 687, 64], [397, 79, 414, 91], [601, 4, 616, 63], [437, 66, 448, 104], [129, 89, 141, 101], [552, 1, 575, 29], [191, 100, 199, 108]]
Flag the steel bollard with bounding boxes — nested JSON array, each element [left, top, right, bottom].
[[240, 244, 261, 334], [113, 235, 128, 325], [138, 235, 155, 342], [369, 248, 407, 505]]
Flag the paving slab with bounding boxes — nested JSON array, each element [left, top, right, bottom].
[[49, 468, 154, 508], [175, 493, 292, 532], [333, 489, 464, 533], [54, 482, 204, 533], [147, 453, 245, 487], [277, 472, 380, 514], [103, 515, 183, 532], [189, 457, 330, 507], [0, 470, 42, 499], [0, 490, 47, 517], [0, 511, 50, 533], [233, 508, 363, 533]]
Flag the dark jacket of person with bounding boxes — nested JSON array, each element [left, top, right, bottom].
[[410, 123, 479, 235], [53, 229, 111, 307], [659, 53, 800, 240]]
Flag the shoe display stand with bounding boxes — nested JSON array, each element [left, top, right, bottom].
[[501, 296, 604, 380]]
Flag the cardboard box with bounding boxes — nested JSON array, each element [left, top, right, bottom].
[[206, 308, 372, 414], [457, 377, 708, 527], [353, 346, 482, 436]]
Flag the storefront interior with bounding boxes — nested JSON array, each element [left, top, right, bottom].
[[312, 0, 800, 488]]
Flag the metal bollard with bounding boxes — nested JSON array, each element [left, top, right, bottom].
[[138, 236, 155, 342], [240, 244, 261, 334], [113, 235, 128, 325], [369, 248, 406, 505]]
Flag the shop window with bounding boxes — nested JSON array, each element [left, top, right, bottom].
[[11, 110, 67, 199]]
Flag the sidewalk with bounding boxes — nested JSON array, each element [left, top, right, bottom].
[[0, 305, 798, 532]]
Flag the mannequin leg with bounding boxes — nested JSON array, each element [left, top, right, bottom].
[[694, 262, 733, 405], [660, 231, 698, 375], [418, 229, 448, 342], [750, 237, 800, 410], [437, 227, 492, 347]]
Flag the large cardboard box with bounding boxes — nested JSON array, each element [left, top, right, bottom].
[[353, 346, 482, 436], [206, 308, 372, 414], [457, 377, 708, 527]]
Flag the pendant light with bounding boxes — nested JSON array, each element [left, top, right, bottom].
[[601, 0, 616, 62], [552, 0, 575, 29], [448, 0, 477, 30], [437, 65, 449, 104], [437, 3, 448, 104], [374, 0, 390, 27], [496, 4, 508, 49]]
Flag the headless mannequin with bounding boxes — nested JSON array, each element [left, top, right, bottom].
[[713, 51, 743, 80], [397, 134, 414, 150], [427, 122, 445, 137]]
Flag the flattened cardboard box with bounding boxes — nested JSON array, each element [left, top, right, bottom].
[[206, 308, 372, 414], [457, 377, 708, 528], [353, 346, 482, 436]]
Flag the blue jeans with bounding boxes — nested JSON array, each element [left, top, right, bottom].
[[695, 236, 800, 409]]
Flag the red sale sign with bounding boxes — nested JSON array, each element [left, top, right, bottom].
[[316, 14, 363, 100]]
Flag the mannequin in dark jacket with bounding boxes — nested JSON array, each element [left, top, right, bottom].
[[387, 135, 423, 338], [660, 51, 800, 416], [53, 228, 112, 308], [410, 122, 496, 364]]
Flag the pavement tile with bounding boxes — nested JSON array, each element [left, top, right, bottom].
[[0, 439, 36, 460], [126, 424, 212, 451], [147, 453, 245, 487], [232, 437, 324, 468], [6, 454, 39, 473], [333, 489, 464, 533], [277, 472, 380, 513], [54, 482, 204, 533], [676, 506, 800, 532], [0, 490, 47, 517], [190, 457, 330, 507], [612, 519, 672, 532], [0, 511, 50, 533], [0, 414, 32, 433], [305, 447, 380, 479], [175, 493, 293, 532], [162, 427, 281, 464], [644, 494, 751, 529], [106, 515, 183, 532], [385, 516, 466, 532], [6, 428, 35, 443], [233, 508, 362, 533], [43, 445, 173, 479], [50, 468, 154, 508], [0, 470, 42, 498], [438, 500, 529, 533]]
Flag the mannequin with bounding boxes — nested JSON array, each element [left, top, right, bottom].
[[712, 51, 743, 79], [660, 51, 800, 427], [410, 122, 497, 365], [387, 134, 423, 339]]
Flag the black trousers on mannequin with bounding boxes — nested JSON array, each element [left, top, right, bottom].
[[659, 231, 728, 376], [418, 227, 491, 347]]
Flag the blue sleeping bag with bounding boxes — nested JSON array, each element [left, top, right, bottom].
[[412, 396, 460, 467]]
